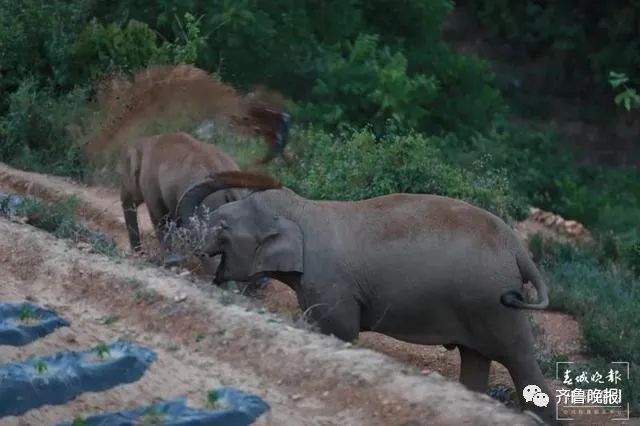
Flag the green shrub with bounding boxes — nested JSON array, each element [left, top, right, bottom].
[[272, 126, 527, 221], [10, 196, 119, 256], [70, 20, 164, 84], [469, 1, 640, 119], [538, 240, 640, 364], [0, 1, 90, 98], [538, 240, 640, 413], [0, 79, 90, 179], [299, 34, 439, 134], [92, 1, 502, 135], [16, 196, 79, 237]]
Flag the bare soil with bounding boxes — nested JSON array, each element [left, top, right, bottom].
[[1, 162, 635, 425], [0, 219, 540, 426]]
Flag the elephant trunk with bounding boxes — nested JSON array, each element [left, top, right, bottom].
[[176, 171, 282, 225]]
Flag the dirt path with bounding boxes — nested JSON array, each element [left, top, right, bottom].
[[0, 163, 154, 251], [0, 218, 540, 425]]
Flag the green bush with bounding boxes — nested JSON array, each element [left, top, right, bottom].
[[455, 120, 640, 245], [0, 79, 90, 179], [298, 34, 439, 133], [0, 1, 90, 99], [469, 1, 640, 118], [536, 239, 640, 412], [538, 240, 640, 364], [70, 20, 165, 84], [11, 196, 119, 256], [70, 13, 208, 84], [272, 126, 527, 221], [90, 0, 502, 135]]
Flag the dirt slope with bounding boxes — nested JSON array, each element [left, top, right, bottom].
[[0, 162, 585, 388], [0, 219, 540, 425], [4, 161, 618, 424], [0, 163, 153, 251]]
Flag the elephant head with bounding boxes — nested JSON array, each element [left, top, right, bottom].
[[176, 172, 303, 284], [195, 187, 250, 219]]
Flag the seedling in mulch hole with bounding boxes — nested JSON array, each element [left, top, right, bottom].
[[18, 305, 38, 323], [95, 342, 111, 360], [71, 416, 88, 426], [142, 405, 165, 424], [207, 390, 227, 409], [100, 314, 120, 325], [33, 359, 48, 374]]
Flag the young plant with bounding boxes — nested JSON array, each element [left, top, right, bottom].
[[207, 390, 225, 409], [609, 71, 640, 111], [18, 305, 38, 323], [95, 342, 111, 360], [142, 405, 165, 424], [33, 359, 48, 375], [100, 314, 120, 325], [71, 416, 88, 426]]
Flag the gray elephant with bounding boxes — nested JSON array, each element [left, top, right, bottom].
[[176, 172, 557, 425]]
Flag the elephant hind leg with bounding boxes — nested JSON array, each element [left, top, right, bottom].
[[503, 351, 558, 425], [458, 345, 491, 393]]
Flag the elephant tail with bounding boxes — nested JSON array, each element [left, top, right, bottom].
[[500, 249, 550, 310]]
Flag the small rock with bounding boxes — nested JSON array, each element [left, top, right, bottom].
[[291, 394, 302, 401], [344, 342, 352, 348], [173, 293, 187, 303], [322, 391, 329, 398], [178, 270, 190, 277], [420, 369, 430, 375], [76, 242, 91, 251]]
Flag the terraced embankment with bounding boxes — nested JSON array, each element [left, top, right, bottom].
[[0, 217, 539, 425]]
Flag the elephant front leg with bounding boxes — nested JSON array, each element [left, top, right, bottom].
[[122, 200, 142, 253]]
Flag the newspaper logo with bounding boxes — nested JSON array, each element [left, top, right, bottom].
[[555, 361, 630, 422]]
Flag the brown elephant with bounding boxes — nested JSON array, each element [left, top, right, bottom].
[[118, 132, 247, 266]]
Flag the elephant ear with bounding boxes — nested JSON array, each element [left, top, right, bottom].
[[251, 215, 303, 276]]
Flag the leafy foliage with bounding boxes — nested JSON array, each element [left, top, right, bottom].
[[609, 71, 640, 111], [469, 1, 640, 107], [273, 126, 527, 221], [0, 79, 90, 178], [70, 20, 164, 83], [535, 239, 640, 411]]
